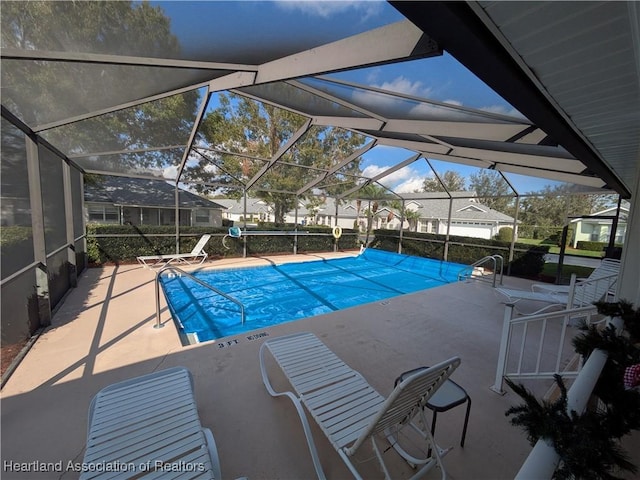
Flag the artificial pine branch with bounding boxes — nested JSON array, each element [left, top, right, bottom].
[[505, 375, 639, 480], [594, 299, 640, 343], [505, 375, 569, 446]]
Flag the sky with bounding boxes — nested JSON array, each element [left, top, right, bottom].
[[154, 0, 564, 195]]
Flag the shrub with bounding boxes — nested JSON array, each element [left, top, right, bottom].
[[85, 224, 358, 264], [576, 241, 608, 252], [494, 227, 513, 242]]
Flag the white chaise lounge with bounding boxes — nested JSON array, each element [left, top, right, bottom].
[[260, 332, 461, 480], [137, 234, 211, 268], [496, 269, 618, 314], [81, 367, 221, 480]]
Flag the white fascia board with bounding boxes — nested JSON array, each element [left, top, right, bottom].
[[209, 71, 257, 92], [514, 128, 549, 145], [256, 20, 434, 84]]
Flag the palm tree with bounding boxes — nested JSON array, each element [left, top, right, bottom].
[[404, 209, 422, 232], [357, 183, 393, 243]]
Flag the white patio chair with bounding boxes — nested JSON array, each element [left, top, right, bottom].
[[530, 258, 620, 295], [82, 367, 221, 479], [496, 270, 618, 314], [137, 234, 211, 268], [260, 331, 461, 480]]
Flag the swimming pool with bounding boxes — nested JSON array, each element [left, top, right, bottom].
[[159, 249, 467, 343]]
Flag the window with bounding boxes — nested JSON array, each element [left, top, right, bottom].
[[195, 209, 210, 223], [104, 207, 119, 222], [88, 205, 119, 223]]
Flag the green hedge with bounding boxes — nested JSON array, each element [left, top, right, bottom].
[[576, 240, 622, 252], [370, 229, 549, 278], [85, 224, 358, 264]]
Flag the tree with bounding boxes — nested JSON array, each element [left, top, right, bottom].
[[468, 170, 514, 214], [403, 209, 422, 232], [519, 184, 617, 239], [422, 170, 466, 192], [197, 93, 367, 223], [356, 183, 393, 238], [2, 1, 199, 169]]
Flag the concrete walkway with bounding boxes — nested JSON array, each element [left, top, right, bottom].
[[1, 253, 637, 479]]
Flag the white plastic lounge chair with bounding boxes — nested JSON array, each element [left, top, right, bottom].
[[260, 332, 461, 480], [496, 271, 618, 314], [81, 367, 221, 479], [137, 234, 211, 268], [530, 258, 620, 295]]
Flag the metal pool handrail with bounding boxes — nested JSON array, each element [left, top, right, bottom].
[[457, 254, 504, 287], [154, 265, 245, 330]]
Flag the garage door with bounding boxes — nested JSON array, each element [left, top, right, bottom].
[[448, 225, 492, 239]]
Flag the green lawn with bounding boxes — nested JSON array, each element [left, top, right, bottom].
[[517, 238, 604, 258], [541, 263, 595, 283]]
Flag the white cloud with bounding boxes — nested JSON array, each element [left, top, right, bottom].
[[350, 76, 434, 115], [362, 164, 423, 193], [394, 177, 424, 193], [273, 0, 383, 19], [374, 76, 432, 98], [480, 104, 527, 119], [163, 165, 178, 180]]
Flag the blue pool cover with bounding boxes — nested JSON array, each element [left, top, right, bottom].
[[159, 248, 467, 343]]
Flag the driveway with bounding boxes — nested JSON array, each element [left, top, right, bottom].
[[544, 253, 602, 268]]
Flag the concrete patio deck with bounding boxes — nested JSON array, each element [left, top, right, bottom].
[[1, 252, 636, 479]]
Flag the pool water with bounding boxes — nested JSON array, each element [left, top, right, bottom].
[[160, 249, 467, 343]]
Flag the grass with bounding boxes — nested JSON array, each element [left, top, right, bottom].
[[517, 238, 605, 258], [541, 263, 595, 283]]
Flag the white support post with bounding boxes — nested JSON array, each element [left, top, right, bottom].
[[491, 303, 515, 394]]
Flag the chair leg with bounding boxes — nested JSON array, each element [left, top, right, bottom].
[[428, 411, 438, 457], [461, 397, 471, 447]]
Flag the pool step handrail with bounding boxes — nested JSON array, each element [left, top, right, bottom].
[[458, 254, 504, 287], [154, 265, 246, 330]]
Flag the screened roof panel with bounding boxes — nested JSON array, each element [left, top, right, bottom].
[[299, 77, 525, 123], [1, 1, 631, 200], [252, 162, 320, 195], [73, 149, 185, 180], [2, 59, 220, 127], [38, 90, 200, 157], [148, 2, 403, 64], [237, 82, 368, 118], [188, 150, 269, 188], [314, 176, 364, 199]]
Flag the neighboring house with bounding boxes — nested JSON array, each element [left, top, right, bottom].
[[215, 198, 277, 224], [570, 205, 629, 247], [392, 192, 517, 240], [214, 192, 516, 240], [314, 193, 516, 240], [84, 176, 224, 227]]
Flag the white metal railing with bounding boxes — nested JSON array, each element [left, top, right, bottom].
[[155, 265, 245, 329], [458, 254, 504, 287], [514, 316, 623, 479], [491, 304, 600, 394]]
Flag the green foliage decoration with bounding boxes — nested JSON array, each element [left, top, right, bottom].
[[506, 376, 638, 480], [507, 300, 640, 479]]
